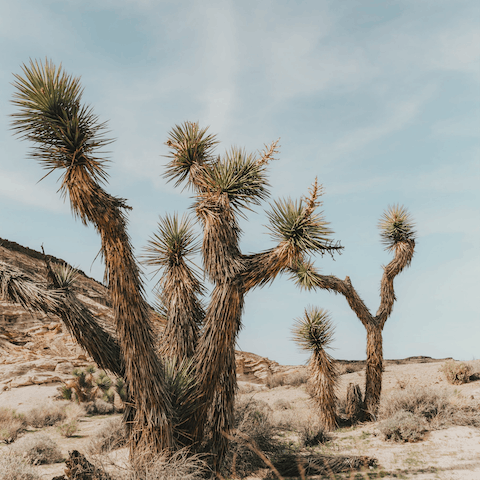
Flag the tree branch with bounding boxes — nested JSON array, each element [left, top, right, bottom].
[[375, 240, 415, 328]]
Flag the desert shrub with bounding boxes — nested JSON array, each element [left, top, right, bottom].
[[379, 384, 480, 432], [25, 404, 66, 428], [0, 408, 26, 444], [300, 423, 328, 447], [338, 363, 364, 375], [266, 374, 285, 389], [125, 449, 207, 480], [379, 385, 450, 422], [93, 399, 115, 415], [0, 454, 40, 480], [57, 419, 78, 437], [11, 434, 63, 465], [0, 418, 25, 444], [284, 371, 309, 387], [88, 417, 127, 453], [378, 410, 429, 442], [441, 361, 473, 385], [222, 398, 280, 478]]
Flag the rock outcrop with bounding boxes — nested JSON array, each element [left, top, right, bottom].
[[0, 238, 283, 389]]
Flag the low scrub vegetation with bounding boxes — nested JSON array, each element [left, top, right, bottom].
[[378, 384, 480, 442], [0, 454, 40, 480], [440, 360, 474, 384], [88, 417, 127, 454], [378, 410, 429, 442], [25, 404, 66, 428], [10, 434, 63, 465], [0, 408, 26, 444]]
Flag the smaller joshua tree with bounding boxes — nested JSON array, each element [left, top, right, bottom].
[[292, 307, 338, 431], [293, 205, 416, 417]]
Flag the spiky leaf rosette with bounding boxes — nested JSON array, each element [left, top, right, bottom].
[[143, 213, 199, 271], [51, 263, 79, 290], [200, 147, 271, 213], [11, 59, 111, 186], [292, 307, 335, 353], [164, 121, 218, 189], [266, 180, 342, 257], [378, 205, 416, 252]]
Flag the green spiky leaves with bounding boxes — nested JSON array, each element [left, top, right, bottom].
[[164, 122, 218, 188], [266, 180, 342, 255], [143, 213, 199, 271], [11, 59, 111, 184], [292, 307, 335, 353], [378, 205, 416, 251], [201, 147, 271, 211]]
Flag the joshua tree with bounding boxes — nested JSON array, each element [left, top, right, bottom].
[[156, 125, 343, 466], [292, 205, 416, 416], [292, 307, 338, 431], [11, 59, 174, 457]]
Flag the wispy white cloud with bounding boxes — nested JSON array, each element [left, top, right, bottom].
[[0, 169, 69, 213]]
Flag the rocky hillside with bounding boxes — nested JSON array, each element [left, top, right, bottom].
[[0, 238, 284, 390]]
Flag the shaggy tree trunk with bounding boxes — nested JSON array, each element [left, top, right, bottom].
[[364, 323, 383, 417]]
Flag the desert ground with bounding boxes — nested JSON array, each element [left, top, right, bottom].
[[1, 358, 479, 480]]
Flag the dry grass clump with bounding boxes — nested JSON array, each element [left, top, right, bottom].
[[378, 384, 480, 442], [0, 408, 26, 444], [57, 419, 78, 437], [378, 411, 429, 442], [440, 360, 473, 384], [25, 404, 66, 428], [0, 454, 40, 480], [221, 398, 280, 478], [337, 363, 364, 375], [299, 423, 328, 447], [88, 417, 127, 454], [284, 371, 309, 387], [266, 374, 285, 389], [125, 450, 207, 480], [10, 434, 63, 465]]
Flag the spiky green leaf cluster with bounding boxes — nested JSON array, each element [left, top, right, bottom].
[[52, 263, 79, 290], [290, 260, 320, 291], [143, 213, 199, 270], [378, 205, 416, 251], [292, 307, 335, 352], [162, 358, 200, 436], [164, 122, 218, 188], [266, 198, 338, 254], [202, 147, 270, 211], [11, 59, 111, 184]]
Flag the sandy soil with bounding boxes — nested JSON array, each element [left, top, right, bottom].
[[1, 360, 480, 480]]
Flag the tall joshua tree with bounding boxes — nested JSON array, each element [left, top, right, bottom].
[[292, 205, 416, 416], [164, 125, 342, 466], [11, 59, 174, 456], [292, 307, 338, 431]]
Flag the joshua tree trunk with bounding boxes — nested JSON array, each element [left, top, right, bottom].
[[365, 322, 383, 417]]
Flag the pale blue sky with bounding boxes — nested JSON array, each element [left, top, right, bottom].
[[1, 0, 478, 364]]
